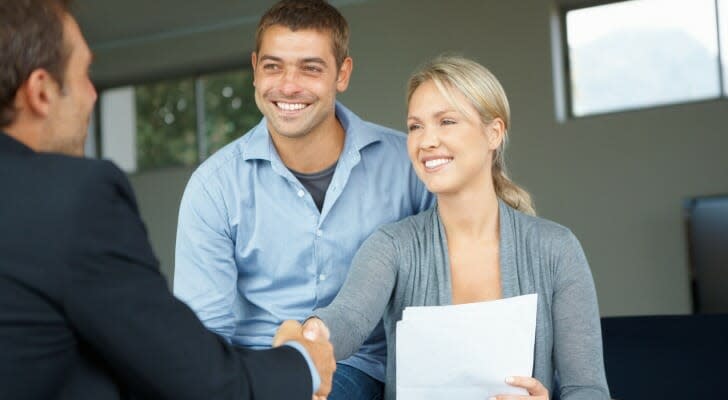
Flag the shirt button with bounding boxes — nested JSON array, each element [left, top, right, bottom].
[[316, 229, 323, 237], [297, 189, 305, 197], [319, 274, 327, 281]]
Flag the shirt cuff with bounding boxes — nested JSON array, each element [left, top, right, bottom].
[[283, 341, 321, 393]]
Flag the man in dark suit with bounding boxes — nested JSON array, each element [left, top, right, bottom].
[[0, 1, 336, 399]]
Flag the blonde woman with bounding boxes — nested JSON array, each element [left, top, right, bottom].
[[298, 56, 609, 400]]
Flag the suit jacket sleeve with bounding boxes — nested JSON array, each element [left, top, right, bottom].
[[61, 160, 312, 400]]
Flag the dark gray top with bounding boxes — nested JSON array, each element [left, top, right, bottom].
[[290, 162, 337, 212], [315, 201, 610, 400]]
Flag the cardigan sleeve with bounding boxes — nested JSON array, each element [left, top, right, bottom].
[[550, 230, 610, 399], [313, 229, 399, 361]]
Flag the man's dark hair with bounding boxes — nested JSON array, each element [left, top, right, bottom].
[[255, 0, 350, 69], [0, 0, 72, 128]]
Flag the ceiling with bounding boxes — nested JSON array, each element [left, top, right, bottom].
[[72, 0, 371, 86], [75, 0, 368, 51]]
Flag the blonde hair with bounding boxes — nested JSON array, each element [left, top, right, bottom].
[[407, 55, 535, 216]]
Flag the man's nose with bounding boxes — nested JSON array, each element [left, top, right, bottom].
[[278, 69, 302, 96]]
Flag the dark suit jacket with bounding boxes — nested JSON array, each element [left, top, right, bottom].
[[0, 132, 311, 399]]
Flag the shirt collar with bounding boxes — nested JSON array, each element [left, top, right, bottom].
[[241, 101, 382, 162]]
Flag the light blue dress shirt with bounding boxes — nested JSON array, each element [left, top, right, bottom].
[[173, 102, 434, 383]]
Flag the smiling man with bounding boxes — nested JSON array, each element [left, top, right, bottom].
[[173, 1, 433, 399]]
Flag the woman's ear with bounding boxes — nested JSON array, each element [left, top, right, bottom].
[[486, 117, 506, 150]]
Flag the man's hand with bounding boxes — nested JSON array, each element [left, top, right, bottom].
[[273, 320, 336, 399]]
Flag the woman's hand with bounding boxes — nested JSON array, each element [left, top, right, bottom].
[[490, 376, 549, 400], [302, 317, 331, 341]]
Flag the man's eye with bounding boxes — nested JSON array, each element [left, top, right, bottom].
[[263, 64, 280, 70], [303, 66, 322, 73]]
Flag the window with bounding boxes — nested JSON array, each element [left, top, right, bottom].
[[135, 77, 197, 171], [560, 0, 727, 118], [202, 69, 261, 158], [98, 68, 260, 173]]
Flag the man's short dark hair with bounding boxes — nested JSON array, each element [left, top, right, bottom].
[[0, 0, 72, 128], [255, 0, 350, 69]]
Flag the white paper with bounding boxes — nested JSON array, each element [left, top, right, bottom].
[[396, 294, 538, 400]]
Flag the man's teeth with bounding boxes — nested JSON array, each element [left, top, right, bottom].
[[276, 102, 307, 111], [425, 158, 452, 169]]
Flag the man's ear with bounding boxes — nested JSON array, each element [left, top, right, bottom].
[[21, 69, 59, 118], [251, 52, 258, 86], [335, 57, 353, 93]]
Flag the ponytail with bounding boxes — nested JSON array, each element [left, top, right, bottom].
[[492, 163, 535, 216]]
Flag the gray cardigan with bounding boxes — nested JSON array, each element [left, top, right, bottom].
[[314, 201, 609, 400]]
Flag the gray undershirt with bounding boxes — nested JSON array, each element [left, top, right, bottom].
[[290, 162, 337, 212]]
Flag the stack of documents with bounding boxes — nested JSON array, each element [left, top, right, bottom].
[[396, 294, 538, 399]]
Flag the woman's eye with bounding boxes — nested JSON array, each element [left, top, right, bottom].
[[407, 124, 421, 132], [442, 119, 456, 126]]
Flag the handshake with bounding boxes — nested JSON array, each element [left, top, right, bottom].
[[273, 318, 334, 400]]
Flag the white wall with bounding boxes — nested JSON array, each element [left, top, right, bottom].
[[100, 87, 137, 173]]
